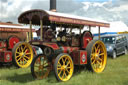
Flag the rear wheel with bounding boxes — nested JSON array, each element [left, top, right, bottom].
[[112, 50, 117, 59], [8, 35, 20, 49], [86, 40, 107, 73], [12, 42, 33, 68], [31, 54, 51, 79], [54, 53, 74, 82]]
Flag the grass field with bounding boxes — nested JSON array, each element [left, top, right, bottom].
[[0, 55, 128, 85]]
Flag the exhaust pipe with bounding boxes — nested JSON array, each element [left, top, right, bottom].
[[50, 0, 56, 12]]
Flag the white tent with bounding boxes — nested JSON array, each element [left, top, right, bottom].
[[90, 21, 128, 34]]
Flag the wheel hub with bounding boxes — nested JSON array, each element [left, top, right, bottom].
[[20, 52, 25, 58], [62, 65, 67, 70], [39, 65, 43, 69], [95, 53, 99, 61]]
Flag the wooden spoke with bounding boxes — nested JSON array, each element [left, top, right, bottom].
[[58, 70, 63, 76], [17, 57, 22, 62], [62, 71, 65, 79], [24, 55, 30, 59], [92, 60, 95, 65], [66, 69, 70, 74], [99, 53, 104, 56]]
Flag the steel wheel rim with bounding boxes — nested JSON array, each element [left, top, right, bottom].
[[91, 41, 107, 73], [57, 55, 73, 81], [15, 43, 33, 68], [34, 55, 50, 79]]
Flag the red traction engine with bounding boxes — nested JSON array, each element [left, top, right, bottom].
[[0, 22, 35, 67], [16, 9, 110, 82]]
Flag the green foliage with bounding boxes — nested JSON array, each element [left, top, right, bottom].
[[0, 55, 128, 85]]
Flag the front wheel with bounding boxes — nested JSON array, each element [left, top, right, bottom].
[[124, 47, 128, 55], [31, 54, 51, 79], [86, 40, 107, 73], [112, 50, 117, 59], [54, 53, 74, 82], [12, 42, 33, 68]]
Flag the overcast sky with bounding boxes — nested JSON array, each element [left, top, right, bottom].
[[0, 0, 128, 26]]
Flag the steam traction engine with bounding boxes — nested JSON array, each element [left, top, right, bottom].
[[0, 22, 35, 67], [15, 9, 110, 81]]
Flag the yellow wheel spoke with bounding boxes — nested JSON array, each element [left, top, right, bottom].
[[64, 71, 67, 79], [57, 67, 62, 70], [97, 61, 102, 66], [98, 49, 100, 54], [24, 58, 28, 62], [99, 53, 104, 56], [17, 57, 22, 61], [62, 58, 65, 65], [98, 58, 102, 62], [25, 49, 28, 53], [62, 71, 65, 79], [93, 64, 96, 69], [67, 66, 71, 69], [91, 54, 95, 60], [18, 47, 22, 52], [65, 57, 67, 62], [92, 60, 95, 65], [16, 55, 20, 58], [34, 65, 40, 67], [23, 58, 24, 65], [23, 45, 27, 52], [66, 61, 70, 66], [58, 69, 62, 76], [24, 55, 30, 60], [16, 52, 20, 55], [66, 69, 70, 74], [20, 60, 22, 64], [25, 53, 31, 55], [58, 62, 62, 67], [94, 47, 97, 53], [97, 45, 100, 50], [21, 46, 24, 52]]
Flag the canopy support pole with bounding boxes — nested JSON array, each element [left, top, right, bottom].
[[40, 19, 43, 41], [98, 26, 100, 40], [80, 27, 82, 35], [29, 20, 32, 41], [89, 25, 91, 32]]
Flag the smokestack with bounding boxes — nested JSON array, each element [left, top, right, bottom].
[[50, 0, 56, 12]]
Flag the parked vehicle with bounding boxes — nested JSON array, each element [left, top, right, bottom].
[[100, 34, 128, 59]]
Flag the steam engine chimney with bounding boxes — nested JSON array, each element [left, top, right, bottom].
[[50, 0, 56, 12]]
